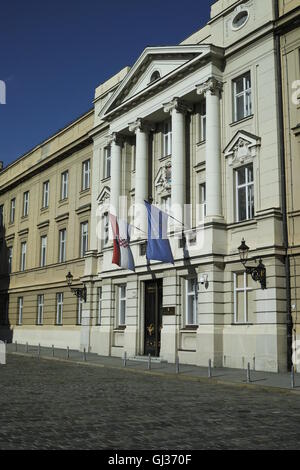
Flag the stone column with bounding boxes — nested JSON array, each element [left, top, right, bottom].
[[163, 98, 191, 229], [109, 132, 123, 217], [129, 118, 150, 235], [196, 78, 223, 220]]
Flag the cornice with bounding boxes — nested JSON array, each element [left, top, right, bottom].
[[37, 220, 50, 229], [55, 213, 69, 223], [75, 203, 91, 215], [163, 97, 193, 114]]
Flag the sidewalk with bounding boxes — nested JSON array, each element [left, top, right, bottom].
[[6, 342, 300, 394]]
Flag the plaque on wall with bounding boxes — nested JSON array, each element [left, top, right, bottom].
[[162, 307, 175, 316]]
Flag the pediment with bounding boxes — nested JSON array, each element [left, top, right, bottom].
[[154, 161, 172, 195], [100, 45, 212, 120], [224, 130, 261, 166], [97, 186, 110, 204]]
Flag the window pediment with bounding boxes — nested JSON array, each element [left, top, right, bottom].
[[224, 130, 260, 167], [155, 162, 172, 196], [97, 186, 110, 205]]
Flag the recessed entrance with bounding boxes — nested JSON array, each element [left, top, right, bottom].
[[144, 279, 163, 357]]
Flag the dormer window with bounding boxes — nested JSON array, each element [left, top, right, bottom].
[[150, 70, 160, 83]]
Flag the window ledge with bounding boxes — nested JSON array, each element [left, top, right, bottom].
[[181, 325, 198, 331], [40, 207, 49, 213], [231, 323, 254, 326], [114, 325, 126, 331], [230, 114, 254, 127], [79, 188, 90, 196], [159, 154, 172, 162], [196, 140, 206, 147], [227, 218, 257, 230], [101, 176, 111, 183]]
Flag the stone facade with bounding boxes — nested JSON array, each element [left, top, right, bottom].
[[0, 0, 299, 373]]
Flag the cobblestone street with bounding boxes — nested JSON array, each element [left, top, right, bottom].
[[0, 355, 300, 450]]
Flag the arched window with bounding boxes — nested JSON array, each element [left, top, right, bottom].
[[150, 70, 161, 83]]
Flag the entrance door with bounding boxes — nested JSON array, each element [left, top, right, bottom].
[[144, 280, 163, 357]]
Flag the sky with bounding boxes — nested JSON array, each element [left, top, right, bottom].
[[0, 0, 214, 168]]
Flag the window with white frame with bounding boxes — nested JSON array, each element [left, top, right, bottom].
[[56, 293, 63, 325], [37, 294, 44, 325], [235, 164, 254, 222], [234, 272, 255, 324], [77, 297, 83, 325], [82, 159, 90, 190], [42, 181, 49, 208], [199, 101, 206, 141], [198, 183, 206, 221], [118, 284, 126, 326], [58, 229, 66, 262], [40, 235, 47, 267], [163, 119, 172, 157], [8, 246, 13, 273], [23, 191, 29, 217], [61, 171, 69, 200], [104, 146, 111, 179], [185, 278, 198, 326], [20, 241, 27, 271], [17, 297, 23, 325], [80, 222, 88, 257], [97, 287, 102, 325], [10, 198, 16, 223], [233, 72, 252, 122]]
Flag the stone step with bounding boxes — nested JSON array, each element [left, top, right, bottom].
[[131, 355, 167, 363]]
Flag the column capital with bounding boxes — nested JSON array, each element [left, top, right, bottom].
[[196, 77, 223, 97], [163, 97, 192, 115], [128, 118, 153, 134], [107, 132, 124, 146]]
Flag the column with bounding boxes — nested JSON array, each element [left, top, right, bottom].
[[196, 78, 223, 219], [163, 98, 191, 228], [109, 132, 123, 217], [129, 118, 150, 235]]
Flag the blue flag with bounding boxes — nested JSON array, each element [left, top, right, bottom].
[[144, 201, 174, 264]]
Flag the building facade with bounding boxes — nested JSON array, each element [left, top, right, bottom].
[[1, 0, 299, 373]]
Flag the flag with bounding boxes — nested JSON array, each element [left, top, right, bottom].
[[109, 214, 135, 271], [144, 201, 174, 264]]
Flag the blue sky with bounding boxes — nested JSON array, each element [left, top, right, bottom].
[[0, 0, 213, 168]]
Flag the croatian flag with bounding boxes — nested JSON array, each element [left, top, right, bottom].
[[109, 214, 135, 272], [144, 201, 174, 264]]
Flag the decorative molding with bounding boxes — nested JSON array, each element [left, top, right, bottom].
[[196, 77, 223, 96], [55, 213, 69, 223], [128, 118, 154, 134], [154, 161, 172, 195], [75, 203, 91, 215], [37, 220, 50, 229], [97, 186, 111, 205], [107, 132, 124, 146], [224, 130, 261, 167], [18, 228, 29, 237], [163, 97, 192, 115]]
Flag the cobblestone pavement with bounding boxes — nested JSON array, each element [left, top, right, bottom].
[[0, 355, 300, 450]]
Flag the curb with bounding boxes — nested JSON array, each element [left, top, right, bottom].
[[8, 351, 300, 396]]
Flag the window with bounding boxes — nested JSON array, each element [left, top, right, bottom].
[[8, 247, 13, 273], [20, 241, 26, 271], [235, 164, 254, 222], [234, 273, 255, 324], [37, 294, 44, 325], [80, 222, 88, 257], [233, 72, 252, 121], [77, 297, 83, 325], [23, 191, 29, 217], [232, 10, 249, 30], [131, 145, 136, 172], [40, 235, 47, 267], [186, 278, 198, 326], [17, 297, 23, 325], [42, 181, 49, 208], [102, 212, 109, 248], [82, 159, 90, 190], [118, 284, 126, 326], [150, 70, 160, 83], [104, 146, 111, 179], [199, 101, 206, 141], [58, 229, 66, 263], [10, 198, 16, 223], [61, 171, 69, 200], [56, 293, 63, 325], [199, 183, 206, 221], [163, 119, 172, 157], [97, 287, 102, 325]]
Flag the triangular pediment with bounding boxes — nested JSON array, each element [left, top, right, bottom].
[[97, 186, 110, 204], [224, 130, 261, 166], [100, 45, 212, 120]]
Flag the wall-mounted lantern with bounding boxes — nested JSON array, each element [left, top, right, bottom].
[[238, 238, 266, 290], [66, 271, 87, 302]]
